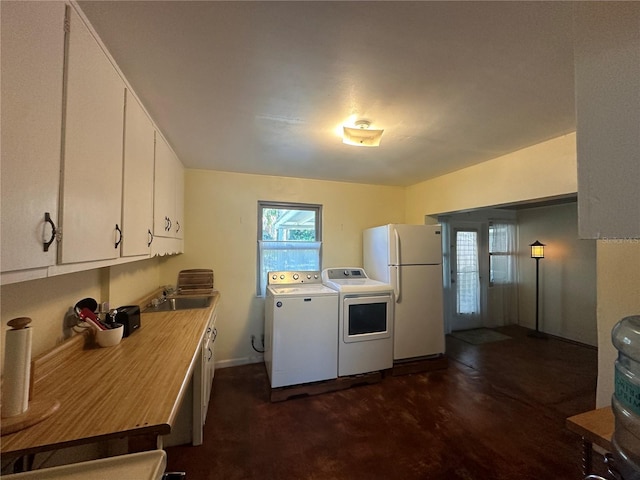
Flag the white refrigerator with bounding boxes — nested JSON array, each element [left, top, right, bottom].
[[363, 224, 445, 361]]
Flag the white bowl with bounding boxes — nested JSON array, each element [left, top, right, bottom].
[[95, 324, 124, 347]]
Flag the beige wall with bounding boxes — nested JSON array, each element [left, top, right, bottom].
[[517, 203, 597, 345], [0, 258, 161, 372], [158, 170, 405, 366], [405, 133, 577, 222], [108, 258, 161, 306], [595, 240, 640, 407], [1, 269, 104, 371]]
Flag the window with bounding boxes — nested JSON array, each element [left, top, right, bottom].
[[489, 221, 516, 285], [257, 202, 322, 295], [455, 229, 480, 315]]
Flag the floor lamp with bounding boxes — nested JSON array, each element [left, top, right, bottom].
[[529, 240, 547, 339]]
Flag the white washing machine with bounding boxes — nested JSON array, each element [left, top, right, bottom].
[[264, 271, 338, 388], [322, 268, 394, 377]]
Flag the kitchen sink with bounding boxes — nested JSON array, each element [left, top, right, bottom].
[[143, 296, 212, 313]]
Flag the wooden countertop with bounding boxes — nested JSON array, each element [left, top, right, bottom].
[[1, 292, 220, 458], [566, 405, 614, 452]]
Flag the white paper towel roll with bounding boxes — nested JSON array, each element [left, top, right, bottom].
[[2, 325, 32, 417]]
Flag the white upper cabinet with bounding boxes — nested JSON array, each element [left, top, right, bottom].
[[58, 7, 125, 264], [122, 89, 155, 257], [153, 133, 175, 238], [1, 3, 185, 283], [154, 135, 185, 240], [174, 155, 185, 240], [0, 1, 66, 280]]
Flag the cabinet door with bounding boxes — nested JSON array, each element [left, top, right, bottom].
[[59, 7, 125, 264], [122, 90, 155, 257], [173, 156, 185, 240], [0, 1, 65, 277], [153, 134, 176, 238]]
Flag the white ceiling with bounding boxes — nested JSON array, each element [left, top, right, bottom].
[[78, 1, 577, 187]]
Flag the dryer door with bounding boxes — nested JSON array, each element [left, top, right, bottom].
[[343, 294, 393, 343]]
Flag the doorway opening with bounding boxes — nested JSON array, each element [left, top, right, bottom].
[[440, 211, 518, 334]]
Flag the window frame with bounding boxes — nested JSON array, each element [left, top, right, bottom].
[[488, 220, 517, 287], [256, 201, 323, 295]]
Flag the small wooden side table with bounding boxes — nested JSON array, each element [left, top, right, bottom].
[[566, 406, 614, 477]]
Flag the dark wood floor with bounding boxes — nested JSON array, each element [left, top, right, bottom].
[[166, 325, 606, 479]]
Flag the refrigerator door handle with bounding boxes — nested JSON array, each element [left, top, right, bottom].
[[393, 227, 401, 265], [393, 228, 402, 303], [392, 265, 401, 302]]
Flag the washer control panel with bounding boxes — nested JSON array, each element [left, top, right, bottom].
[[323, 268, 367, 280], [267, 271, 322, 285]]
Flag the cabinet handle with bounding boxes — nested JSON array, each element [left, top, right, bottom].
[[176, 221, 180, 233], [212, 327, 217, 341], [43, 212, 57, 252], [147, 229, 154, 247], [167, 217, 172, 231], [115, 224, 123, 249], [207, 347, 212, 361]]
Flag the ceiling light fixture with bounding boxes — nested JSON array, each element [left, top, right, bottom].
[[342, 120, 384, 147]]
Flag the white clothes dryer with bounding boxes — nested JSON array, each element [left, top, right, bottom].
[[265, 271, 338, 388], [322, 268, 394, 377]]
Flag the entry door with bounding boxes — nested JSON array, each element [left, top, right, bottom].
[[451, 228, 482, 331]]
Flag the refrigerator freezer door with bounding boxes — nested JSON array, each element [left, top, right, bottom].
[[394, 264, 445, 360], [390, 224, 442, 265]]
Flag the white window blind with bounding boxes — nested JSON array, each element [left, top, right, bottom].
[[258, 241, 321, 296]]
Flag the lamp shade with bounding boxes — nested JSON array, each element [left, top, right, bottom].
[[530, 240, 545, 259], [342, 120, 384, 147]]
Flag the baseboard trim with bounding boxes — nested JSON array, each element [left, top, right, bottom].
[[215, 355, 264, 369], [543, 331, 598, 350]]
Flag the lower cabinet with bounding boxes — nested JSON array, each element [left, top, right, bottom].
[[163, 306, 217, 447], [201, 311, 217, 424], [162, 371, 197, 448]]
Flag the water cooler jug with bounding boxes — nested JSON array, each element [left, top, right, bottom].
[[611, 315, 640, 479]]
